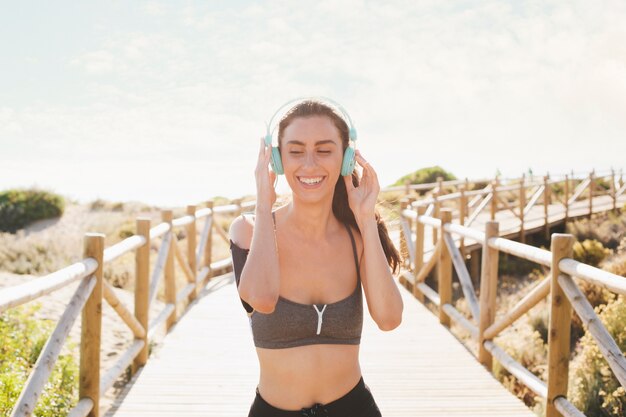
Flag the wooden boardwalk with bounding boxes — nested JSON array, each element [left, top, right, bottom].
[[106, 273, 534, 416], [106, 192, 626, 417], [404, 193, 626, 260]]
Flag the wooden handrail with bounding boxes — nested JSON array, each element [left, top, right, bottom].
[[0, 259, 97, 313], [397, 175, 626, 417], [558, 274, 626, 387], [11, 275, 97, 417], [2, 200, 245, 416], [559, 258, 626, 295], [4, 168, 626, 416]]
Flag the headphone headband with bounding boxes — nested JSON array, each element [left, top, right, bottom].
[[264, 96, 357, 146]]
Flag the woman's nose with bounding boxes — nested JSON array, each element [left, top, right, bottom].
[[303, 152, 317, 167]]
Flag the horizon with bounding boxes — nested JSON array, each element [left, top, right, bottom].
[[3, 1, 626, 207]]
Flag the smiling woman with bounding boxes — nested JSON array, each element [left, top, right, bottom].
[[229, 98, 403, 416]]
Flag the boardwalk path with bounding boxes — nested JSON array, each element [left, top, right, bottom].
[[107, 273, 533, 416], [107, 193, 626, 416]]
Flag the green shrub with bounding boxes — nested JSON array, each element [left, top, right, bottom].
[[0, 189, 65, 233], [0, 303, 78, 416], [573, 240, 611, 267], [493, 323, 547, 413], [569, 296, 626, 417], [499, 252, 541, 276], [567, 213, 626, 250], [392, 166, 456, 187], [89, 199, 126, 212]]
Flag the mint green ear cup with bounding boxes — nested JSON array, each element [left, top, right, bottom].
[[270, 146, 284, 175], [341, 146, 356, 176], [265, 133, 284, 175]]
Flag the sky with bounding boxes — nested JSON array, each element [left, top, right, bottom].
[[1, 1, 626, 207]]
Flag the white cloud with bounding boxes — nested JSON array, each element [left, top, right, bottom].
[[3, 0, 626, 204]]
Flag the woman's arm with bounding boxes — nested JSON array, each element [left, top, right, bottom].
[[231, 137, 281, 314], [229, 208, 280, 314], [357, 217, 403, 330], [343, 149, 403, 330]]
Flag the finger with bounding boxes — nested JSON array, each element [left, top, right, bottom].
[[356, 153, 377, 179], [344, 174, 355, 191], [355, 152, 369, 167]]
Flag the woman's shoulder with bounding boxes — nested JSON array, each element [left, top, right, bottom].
[[228, 213, 255, 251]]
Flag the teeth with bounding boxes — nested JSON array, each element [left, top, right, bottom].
[[299, 176, 323, 184]]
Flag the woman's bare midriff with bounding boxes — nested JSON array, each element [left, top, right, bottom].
[[256, 343, 362, 410]]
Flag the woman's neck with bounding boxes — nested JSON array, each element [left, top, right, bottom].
[[284, 195, 340, 241]]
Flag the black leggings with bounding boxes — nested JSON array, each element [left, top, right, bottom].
[[248, 377, 382, 417]]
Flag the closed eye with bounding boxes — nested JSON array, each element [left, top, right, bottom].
[[289, 150, 332, 154]]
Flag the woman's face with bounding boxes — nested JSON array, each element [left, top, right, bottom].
[[279, 115, 344, 201]]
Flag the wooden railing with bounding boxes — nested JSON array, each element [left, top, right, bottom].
[[0, 200, 259, 417], [395, 168, 625, 272], [1, 167, 623, 417], [397, 179, 626, 417]]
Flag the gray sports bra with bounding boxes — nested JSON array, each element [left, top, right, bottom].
[[229, 212, 363, 349]]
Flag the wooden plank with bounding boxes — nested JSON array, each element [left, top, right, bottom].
[[107, 274, 535, 417]]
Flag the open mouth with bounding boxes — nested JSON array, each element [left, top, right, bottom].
[[297, 176, 326, 188]]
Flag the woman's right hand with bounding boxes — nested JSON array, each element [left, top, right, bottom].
[[255, 137, 277, 212]]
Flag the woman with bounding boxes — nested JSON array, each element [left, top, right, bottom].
[[229, 100, 403, 417]]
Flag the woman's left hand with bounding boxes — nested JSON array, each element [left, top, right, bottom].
[[343, 149, 380, 226]]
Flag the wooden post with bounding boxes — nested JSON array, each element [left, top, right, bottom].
[[490, 180, 498, 220], [162, 210, 177, 330], [413, 206, 426, 302], [478, 221, 499, 370], [404, 178, 411, 198], [589, 170, 594, 218], [438, 209, 452, 327], [611, 169, 617, 212], [543, 175, 550, 239], [546, 234, 575, 417], [564, 174, 570, 224], [203, 200, 214, 283], [433, 177, 443, 245], [400, 199, 409, 269], [459, 185, 467, 256], [80, 233, 105, 417], [132, 218, 151, 375], [519, 175, 526, 244], [186, 205, 198, 302], [407, 196, 416, 248]]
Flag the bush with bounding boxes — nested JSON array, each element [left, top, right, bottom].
[[0, 303, 78, 416], [573, 240, 611, 267], [499, 252, 541, 277], [569, 296, 626, 417], [567, 213, 626, 250], [0, 189, 65, 233], [493, 323, 547, 413], [392, 166, 456, 187]]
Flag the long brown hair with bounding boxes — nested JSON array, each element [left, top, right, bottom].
[[277, 100, 402, 274]]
